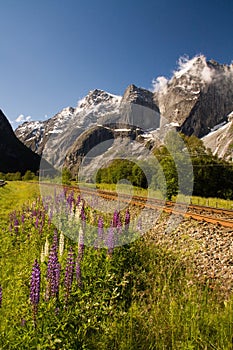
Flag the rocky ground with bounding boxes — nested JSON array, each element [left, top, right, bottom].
[[143, 211, 233, 296]]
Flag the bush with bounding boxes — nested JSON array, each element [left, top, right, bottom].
[[22, 170, 36, 181]]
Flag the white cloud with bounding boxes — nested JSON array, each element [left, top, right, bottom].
[[174, 54, 214, 84], [152, 76, 168, 93], [15, 114, 24, 122], [15, 114, 31, 123], [201, 65, 213, 84]]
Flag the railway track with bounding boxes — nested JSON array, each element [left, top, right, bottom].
[[96, 190, 233, 228], [40, 183, 233, 228]]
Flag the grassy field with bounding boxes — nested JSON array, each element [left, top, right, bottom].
[[0, 181, 39, 224], [0, 181, 233, 348]]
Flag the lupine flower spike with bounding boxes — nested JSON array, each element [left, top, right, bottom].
[[125, 209, 130, 231], [59, 232, 65, 257], [30, 259, 41, 327], [78, 227, 85, 261], [107, 225, 115, 256], [98, 216, 104, 249], [46, 235, 60, 300]]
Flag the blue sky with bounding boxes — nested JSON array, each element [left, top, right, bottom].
[[1, 0, 233, 128]]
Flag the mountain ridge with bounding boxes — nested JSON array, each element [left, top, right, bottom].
[[13, 55, 233, 172], [0, 109, 52, 174]]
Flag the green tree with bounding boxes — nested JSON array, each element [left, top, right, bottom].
[[22, 170, 35, 181], [62, 167, 72, 185]]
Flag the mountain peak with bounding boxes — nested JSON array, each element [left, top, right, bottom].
[[78, 89, 121, 109], [122, 84, 159, 112]]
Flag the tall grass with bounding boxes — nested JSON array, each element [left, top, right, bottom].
[[0, 183, 233, 349], [0, 181, 39, 223]]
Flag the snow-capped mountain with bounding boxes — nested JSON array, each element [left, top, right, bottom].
[[153, 55, 233, 137], [16, 90, 122, 155], [15, 86, 160, 170], [15, 55, 233, 173], [202, 111, 233, 161]]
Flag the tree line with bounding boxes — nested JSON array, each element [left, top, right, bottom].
[[96, 132, 233, 200]]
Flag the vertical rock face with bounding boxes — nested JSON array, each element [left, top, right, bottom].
[[64, 126, 115, 175], [120, 84, 160, 130], [15, 87, 160, 170], [0, 110, 44, 173], [202, 112, 233, 161], [154, 55, 233, 137]]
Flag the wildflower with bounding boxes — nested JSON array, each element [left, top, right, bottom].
[[116, 214, 122, 234], [112, 210, 119, 228], [64, 247, 75, 304], [75, 260, 82, 288], [44, 237, 49, 257], [35, 217, 39, 229], [30, 259, 41, 326], [124, 209, 130, 231], [40, 246, 45, 263], [98, 216, 104, 248], [78, 227, 85, 261], [46, 236, 60, 299], [67, 191, 74, 212], [107, 225, 115, 256], [81, 203, 86, 231], [76, 195, 81, 207], [14, 218, 19, 234], [59, 232, 65, 256]]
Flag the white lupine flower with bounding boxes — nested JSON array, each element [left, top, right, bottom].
[[59, 232, 65, 257], [44, 237, 49, 257], [40, 246, 45, 263]]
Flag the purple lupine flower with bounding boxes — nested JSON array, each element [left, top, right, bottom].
[[112, 210, 119, 228], [35, 217, 39, 229], [48, 207, 53, 225], [46, 232, 60, 299], [75, 260, 82, 288], [116, 214, 122, 234], [67, 191, 74, 212], [76, 195, 81, 207], [30, 259, 41, 326], [14, 218, 19, 234], [0, 285, 2, 308], [53, 229, 59, 248], [124, 209, 130, 231], [107, 225, 115, 256], [21, 214, 25, 224], [64, 247, 75, 304], [98, 216, 104, 248]]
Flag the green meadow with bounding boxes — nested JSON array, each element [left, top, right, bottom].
[[0, 182, 233, 349]]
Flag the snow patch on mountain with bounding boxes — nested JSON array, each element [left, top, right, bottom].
[[202, 111, 233, 160]]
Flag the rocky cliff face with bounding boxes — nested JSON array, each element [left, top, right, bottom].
[[16, 86, 160, 170], [154, 55, 233, 137], [0, 109, 50, 174], [202, 111, 233, 161]]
